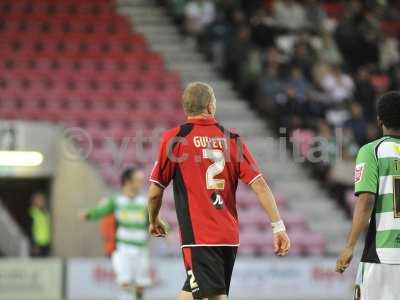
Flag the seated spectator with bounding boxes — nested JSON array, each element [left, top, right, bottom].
[[344, 102, 368, 146], [320, 64, 354, 103], [250, 8, 278, 48], [286, 66, 311, 103], [184, 0, 215, 35], [380, 34, 400, 71], [289, 40, 315, 79], [389, 66, 400, 90], [317, 32, 342, 66], [273, 0, 307, 32], [304, 0, 326, 32], [169, 0, 189, 26], [354, 66, 376, 121]]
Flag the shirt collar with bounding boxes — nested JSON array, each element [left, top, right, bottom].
[[186, 117, 218, 125]]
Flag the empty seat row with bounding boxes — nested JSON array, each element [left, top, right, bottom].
[[0, 51, 155, 60], [0, 109, 184, 125], [1, 1, 114, 16], [63, 119, 181, 135], [0, 15, 130, 35], [0, 32, 143, 43], [1, 55, 164, 72], [0, 79, 181, 95], [0, 97, 182, 114], [0, 70, 179, 83], [0, 36, 147, 56], [0, 89, 181, 102]]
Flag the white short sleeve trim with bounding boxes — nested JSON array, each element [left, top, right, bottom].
[[149, 179, 166, 189], [248, 173, 262, 185]]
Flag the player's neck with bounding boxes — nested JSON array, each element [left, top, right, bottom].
[[187, 113, 214, 120], [383, 128, 400, 138], [122, 187, 136, 198]]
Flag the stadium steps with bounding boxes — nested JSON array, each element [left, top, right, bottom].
[[116, 0, 350, 255]]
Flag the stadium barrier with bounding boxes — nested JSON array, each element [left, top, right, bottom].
[[66, 257, 356, 299], [0, 258, 63, 300]]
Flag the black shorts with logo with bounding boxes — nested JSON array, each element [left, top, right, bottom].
[[182, 246, 238, 299]]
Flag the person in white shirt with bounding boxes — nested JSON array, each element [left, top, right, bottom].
[[184, 0, 216, 35]]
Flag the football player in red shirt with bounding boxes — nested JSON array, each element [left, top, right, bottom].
[[148, 82, 290, 300]]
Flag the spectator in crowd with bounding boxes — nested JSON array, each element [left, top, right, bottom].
[[225, 25, 254, 91], [390, 66, 400, 90], [354, 66, 376, 121], [29, 192, 51, 257], [286, 66, 311, 103], [303, 0, 326, 32], [320, 64, 354, 103], [257, 63, 284, 112], [344, 102, 368, 146], [289, 40, 315, 79], [164, 0, 399, 213], [380, 33, 400, 71], [250, 7, 278, 48], [184, 0, 215, 35], [273, 0, 307, 31], [317, 32, 343, 66]]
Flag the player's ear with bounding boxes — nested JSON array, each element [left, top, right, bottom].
[[208, 99, 216, 116]]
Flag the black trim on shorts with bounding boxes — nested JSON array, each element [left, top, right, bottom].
[[182, 246, 238, 299]]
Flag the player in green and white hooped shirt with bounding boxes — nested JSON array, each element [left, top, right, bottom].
[[80, 168, 150, 300], [336, 91, 400, 300]]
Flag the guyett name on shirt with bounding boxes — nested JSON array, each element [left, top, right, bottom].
[[193, 136, 227, 149]]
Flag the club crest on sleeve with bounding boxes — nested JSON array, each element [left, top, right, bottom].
[[354, 163, 365, 183], [393, 145, 400, 155]]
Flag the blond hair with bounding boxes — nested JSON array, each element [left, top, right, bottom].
[[182, 82, 216, 116]]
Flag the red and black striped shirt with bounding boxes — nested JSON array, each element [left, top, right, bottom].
[[150, 117, 261, 246]]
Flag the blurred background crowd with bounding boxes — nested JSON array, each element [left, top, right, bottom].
[[160, 0, 400, 215]]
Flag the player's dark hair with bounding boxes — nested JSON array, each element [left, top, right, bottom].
[[120, 167, 136, 186], [377, 91, 400, 130]]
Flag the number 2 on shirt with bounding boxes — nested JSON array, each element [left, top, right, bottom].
[[203, 149, 225, 190]]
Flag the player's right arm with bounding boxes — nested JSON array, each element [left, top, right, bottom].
[[147, 130, 177, 237], [79, 197, 115, 221], [336, 144, 378, 273], [148, 183, 168, 237]]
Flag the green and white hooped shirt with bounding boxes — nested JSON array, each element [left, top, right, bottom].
[[355, 136, 400, 264], [87, 193, 148, 250]]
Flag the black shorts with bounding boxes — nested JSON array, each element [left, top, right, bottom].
[[182, 246, 238, 299]]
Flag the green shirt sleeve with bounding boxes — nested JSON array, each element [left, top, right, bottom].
[[87, 197, 115, 220], [354, 144, 378, 196]]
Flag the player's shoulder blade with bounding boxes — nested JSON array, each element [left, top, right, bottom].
[[162, 123, 194, 140], [358, 137, 390, 160]]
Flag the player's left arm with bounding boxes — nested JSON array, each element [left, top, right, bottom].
[[336, 144, 377, 273], [238, 139, 290, 256], [250, 176, 290, 256]]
